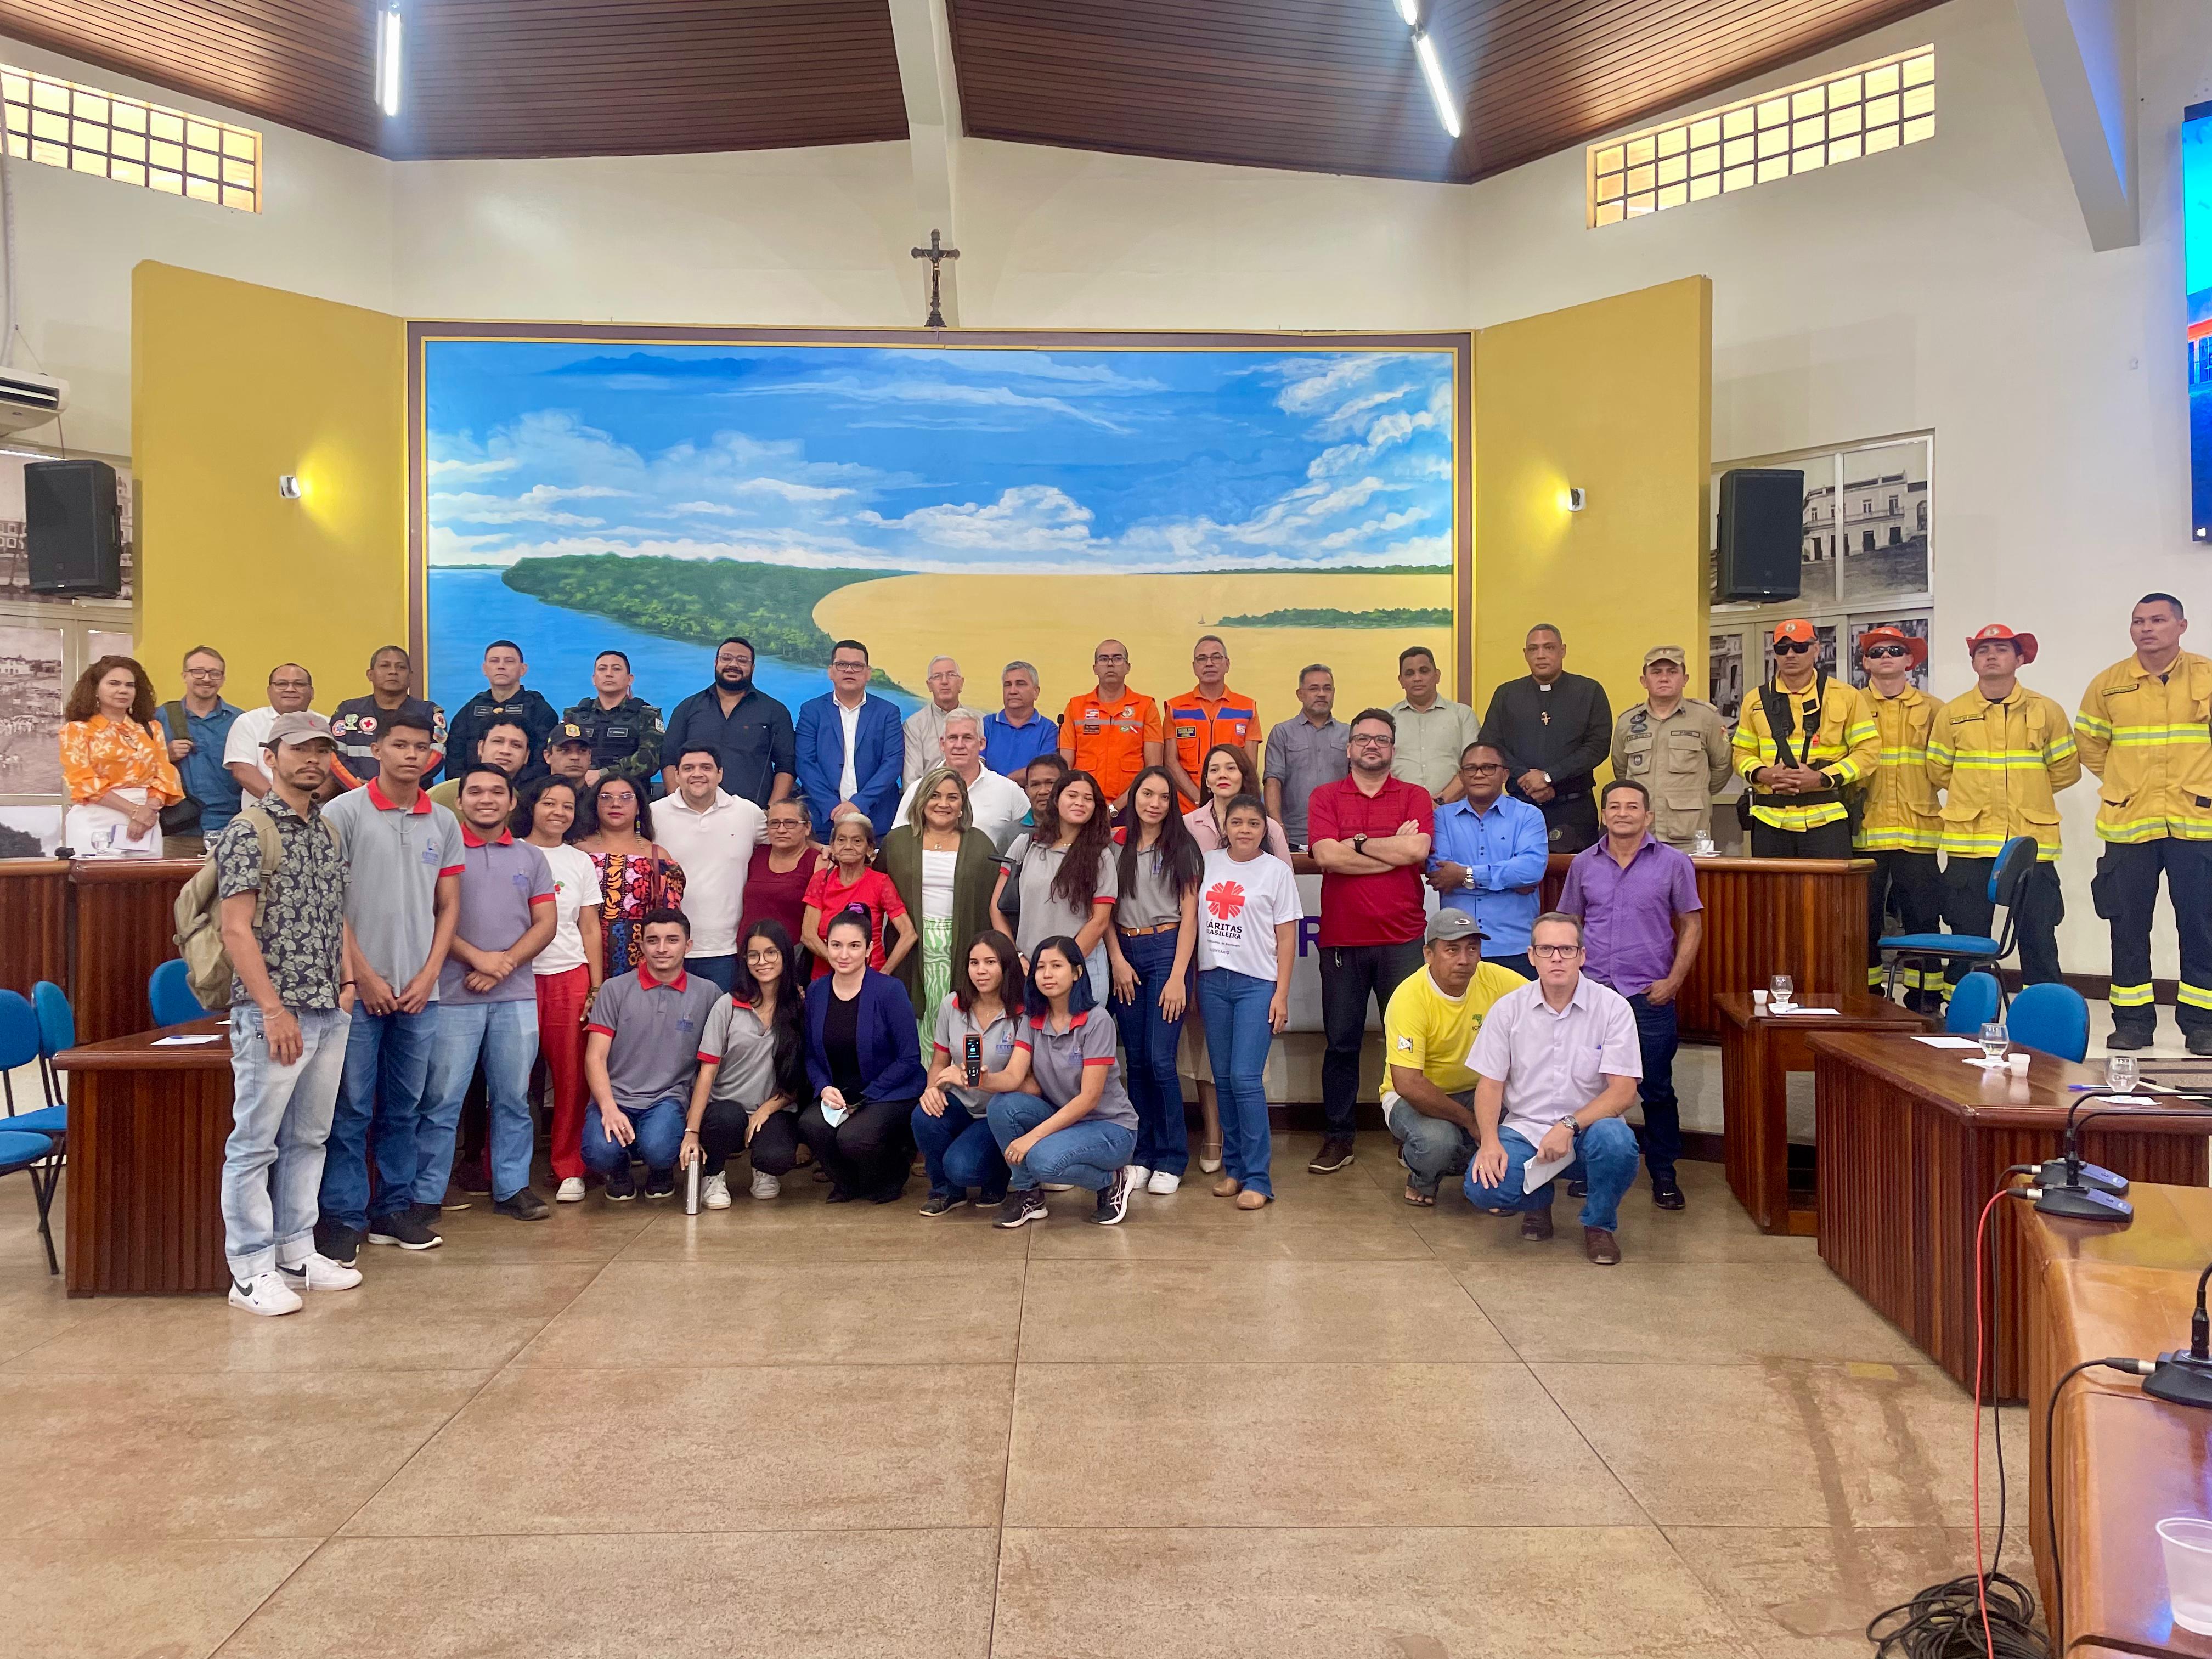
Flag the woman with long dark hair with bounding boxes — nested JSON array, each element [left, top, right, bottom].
[[59, 654, 180, 857], [911, 928, 1030, 1215], [800, 910, 926, 1203], [1106, 765, 1202, 1194], [684, 919, 810, 1204], [516, 776, 604, 1203], [984, 934, 1139, 1229], [577, 772, 684, 978], [1183, 742, 1293, 861], [991, 768, 1118, 1000]]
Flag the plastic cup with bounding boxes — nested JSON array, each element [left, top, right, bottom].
[[2006, 1052, 2030, 1077], [2159, 1516, 2212, 1635], [1752, 990, 1769, 1011]]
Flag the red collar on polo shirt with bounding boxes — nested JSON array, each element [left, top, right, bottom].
[[459, 822, 515, 848], [365, 778, 432, 815], [1028, 1009, 1092, 1030], [638, 963, 690, 992]]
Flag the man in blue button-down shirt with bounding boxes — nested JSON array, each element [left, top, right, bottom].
[[1426, 741, 1548, 979], [156, 645, 245, 853]]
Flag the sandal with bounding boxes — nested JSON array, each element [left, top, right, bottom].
[[1403, 1186, 1436, 1207], [1211, 1175, 1242, 1198], [1235, 1188, 1269, 1210]]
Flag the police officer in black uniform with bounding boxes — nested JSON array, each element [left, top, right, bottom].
[[562, 648, 664, 789], [445, 639, 561, 791]]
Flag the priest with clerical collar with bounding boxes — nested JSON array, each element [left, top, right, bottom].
[[1477, 623, 1613, 853]]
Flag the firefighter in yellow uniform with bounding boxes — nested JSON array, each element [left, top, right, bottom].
[[1925, 624, 2079, 989], [1853, 627, 1945, 1010], [2074, 592, 2212, 1053], [1732, 619, 1880, 860]]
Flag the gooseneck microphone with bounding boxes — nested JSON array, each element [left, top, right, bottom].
[[2145, 1259, 2212, 1409], [2034, 1090, 2131, 1198], [2030, 1105, 2212, 1221]]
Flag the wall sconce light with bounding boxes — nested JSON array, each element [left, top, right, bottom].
[[1566, 487, 1587, 512], [278, 475, 303, 500]]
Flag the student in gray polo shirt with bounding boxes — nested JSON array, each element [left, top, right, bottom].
[[317, 707, 462, 1265], [584, 908, 725, 1200]]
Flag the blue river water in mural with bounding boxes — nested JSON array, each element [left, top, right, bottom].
[[426, 568, 918, 719]]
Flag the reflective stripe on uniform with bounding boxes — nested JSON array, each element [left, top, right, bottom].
[[2180, 981, 2212, 1011], [2108, 980, 2155, 1008]]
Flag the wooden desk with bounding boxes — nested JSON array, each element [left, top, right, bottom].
[[68, 857, 200, 1045], [54, 1017, 233, 1296], [1717, 992, 1929, 1235], [2019, 1184, 2212, 1657], [0, 857, 69, 997], [1810, 1030, 2208, 1400]]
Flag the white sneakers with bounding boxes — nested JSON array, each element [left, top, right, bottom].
[[1127, 1164, 1152, 1190], [751, 1170, 781, 1200], [701, 1171, 732, 1209], [1146, 1169, 1182, 1195], [281, 1252, 363, 1291], [555, 1177, 586, 1203], [229, 1273, 303, 1317]]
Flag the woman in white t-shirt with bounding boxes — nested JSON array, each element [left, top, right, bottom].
[[519, 776, 605, 1204], [1194, 793, 1302, 1209]]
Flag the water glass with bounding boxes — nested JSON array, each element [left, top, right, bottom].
[[1979, 1022, 2009, 1065], [2159, 1516, 2212, 1635], [1769, 975, 1793, 1011], [2106, 1054, 2140, 1094]]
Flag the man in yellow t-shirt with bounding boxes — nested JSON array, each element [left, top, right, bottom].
[[1381, 909, 1530, 1205]]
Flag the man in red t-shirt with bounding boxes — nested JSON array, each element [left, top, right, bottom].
[[1305, 707, 1436, 1173]]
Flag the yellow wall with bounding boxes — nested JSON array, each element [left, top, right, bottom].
[[133, 262, 406, 703], [1472, 276, 1711, 738]]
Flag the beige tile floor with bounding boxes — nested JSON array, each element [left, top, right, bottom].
[[0, 1121, 2041, 1659]]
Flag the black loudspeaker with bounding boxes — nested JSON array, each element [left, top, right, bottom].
[[1716, 467, 1804, 602], [26, 458, 122, 597]]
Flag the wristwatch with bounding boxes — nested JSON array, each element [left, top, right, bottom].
[[1538, 771, 1551, 786], [1352, 832, 1369, 855]]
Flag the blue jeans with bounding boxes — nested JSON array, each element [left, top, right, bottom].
[[688, 954, 737, 994], [582, 1093, 687, 1177], [223, 1006, 348, 1280], [320, 1004, 438, 1235], [1463, 1115, 1639, 1232], [419, 998, 540, 1205], [1386, 1092, 1476, 1198], [1197, 967, 1277, 1197], [1111, 927, 1189, 1175], [1627, 992, 1680, 1182], [911, 1100, 1009, 1199], [986, 1091, 1136, 1193]]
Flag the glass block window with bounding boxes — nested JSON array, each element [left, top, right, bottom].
[[0, 65, 259, 212], [1589, 46, 1932, 227]]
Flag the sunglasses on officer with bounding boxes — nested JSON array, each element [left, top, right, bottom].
[[1864, 644, 1910, 661], [1773, 639, 1814, 656]]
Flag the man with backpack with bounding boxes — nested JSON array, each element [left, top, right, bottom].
[[1731, 619, 1879, 858], [205, 710, 359, 1316]]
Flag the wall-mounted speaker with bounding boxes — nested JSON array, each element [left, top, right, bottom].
[[25, 458, 122, 597], [1716, 467, 1803, 602]]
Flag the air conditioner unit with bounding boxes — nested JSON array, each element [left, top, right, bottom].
[[0, 369, 66, 436]]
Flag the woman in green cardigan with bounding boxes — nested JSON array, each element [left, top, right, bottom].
[[881, 766, 1003, 1047]]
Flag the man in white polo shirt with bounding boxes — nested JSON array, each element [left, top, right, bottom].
[[653, 744, 767, 994], [1463, 911, 1643, 1265], [893, 709, 1028, 852], [224, 663, 318, 799]]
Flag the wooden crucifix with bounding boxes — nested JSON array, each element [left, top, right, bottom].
[[911, 229, 959, 329]]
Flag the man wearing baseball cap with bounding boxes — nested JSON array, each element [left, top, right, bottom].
[[1927, 623, 2080, 988], [1609, 645, 1731, 850], [543, 721, 594, 788], [1379, 909, 1530, 1207], [1731, 620, 1878, 857], [1854, 627, 1945, 1011]]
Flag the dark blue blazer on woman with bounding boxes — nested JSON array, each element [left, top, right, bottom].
[[803, 968, 927, 1102]]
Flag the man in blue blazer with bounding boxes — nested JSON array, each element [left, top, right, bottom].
[[794, 639, 905, 838]]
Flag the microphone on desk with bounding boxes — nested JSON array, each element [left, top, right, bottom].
[[2035, 1092, 2134, 1199], [2143, 1260, 2212, 1409], [2029, 1104, 2212, 1222]]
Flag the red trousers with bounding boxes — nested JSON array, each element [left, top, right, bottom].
[[535, 965, 591, 1180]]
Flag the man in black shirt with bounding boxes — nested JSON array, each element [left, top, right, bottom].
[[444, 639, 560, 792], [330, 644, 448, 791], [1478, 623, 1612, 853], [562, 649, 663, 788], [662, 635, 797, 809]]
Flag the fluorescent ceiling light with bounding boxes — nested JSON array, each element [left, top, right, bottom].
[[1413, 31, 1460, 138], [1394, 0, 1420, 24], [375, 5, 403, 118]]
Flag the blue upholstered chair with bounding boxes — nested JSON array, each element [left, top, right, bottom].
[[0, 990, 53, 1128], [2005, 981, 2090, 1063], [31, 979, 73, 1110], [1879, 837, 2039, 1013], [148, 958, 212, 1028], [0, 1122, 61, 1274], [0, 989, 61, 1273], [1944, 971, 2002, 1037]]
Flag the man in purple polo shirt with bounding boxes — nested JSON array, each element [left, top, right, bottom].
[[1555, 778, 1703, 1211]]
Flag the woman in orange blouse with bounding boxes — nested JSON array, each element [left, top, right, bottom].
[[59, 654, 183, 857]]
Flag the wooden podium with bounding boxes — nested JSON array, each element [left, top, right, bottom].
[[67, 857, 201, 1045]]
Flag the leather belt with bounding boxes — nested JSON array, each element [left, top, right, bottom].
[[1116, 920, 1181, 936]]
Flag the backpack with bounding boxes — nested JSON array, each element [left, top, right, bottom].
[[154, 701, 201, 836], [173, 806, 342, 1010]]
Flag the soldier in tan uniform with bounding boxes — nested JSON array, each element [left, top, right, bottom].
[[1610, 645, 1731, 849]]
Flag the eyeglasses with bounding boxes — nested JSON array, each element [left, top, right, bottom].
[[1350, 733, 1393, 747], [183, 667, 224, 679], [1462, 761, 1506, 775], [1772, 639, 1813, 656], [1531, 944, 1583, 960], [1864, 644, 1909, 660]]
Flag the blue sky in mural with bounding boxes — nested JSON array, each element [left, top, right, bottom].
[[425, 342, 1455, 574]]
